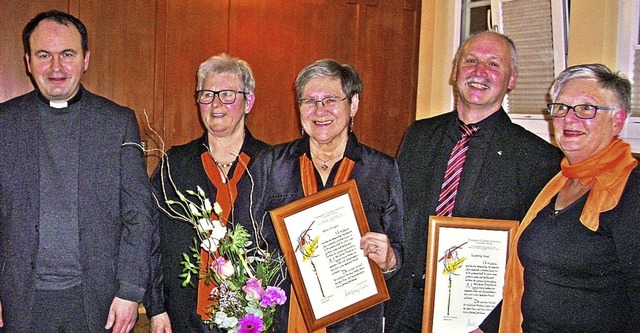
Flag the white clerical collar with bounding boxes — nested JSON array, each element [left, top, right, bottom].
[[49, 101, 69, 109], [37, 86, 83, 108]]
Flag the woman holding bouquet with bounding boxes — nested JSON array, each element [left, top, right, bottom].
[[144, 54, 275, 333], [259, 59, 405, 332]]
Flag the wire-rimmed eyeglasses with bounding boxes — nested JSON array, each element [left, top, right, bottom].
[[546, 103, 616, 119], [298, 96, 348, 110], [196, 90, 247, 105]]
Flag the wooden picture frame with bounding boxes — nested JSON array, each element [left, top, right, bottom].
[[269, 179, 389, 331], [422, 216, 518, 333]]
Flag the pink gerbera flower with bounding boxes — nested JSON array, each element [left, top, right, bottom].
[[238, 313, 264, 333]]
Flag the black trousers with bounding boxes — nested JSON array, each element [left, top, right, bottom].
[[31, 285, 89, 333]]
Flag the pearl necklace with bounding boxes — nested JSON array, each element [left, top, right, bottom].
[[214, 159, 235, 168], [310, 151, 343, 171], [204, 142, 239, 169]]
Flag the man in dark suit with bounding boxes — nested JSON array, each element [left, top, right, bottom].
[[385, 31, 563, 332], [0, 10, 155, 333]]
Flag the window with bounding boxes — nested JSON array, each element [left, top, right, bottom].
[[460, 0, 568, 115], [617, 0, 640, 153], [618, 0, 640, 117], [461, 0, 493, 39]]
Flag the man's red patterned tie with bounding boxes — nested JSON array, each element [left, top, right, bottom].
[[435, 122, 479, 216]]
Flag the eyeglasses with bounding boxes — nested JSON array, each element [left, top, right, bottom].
[[196, 90, 247, 105], [546, 103, 616, 120], [298, 96, 348, 110]]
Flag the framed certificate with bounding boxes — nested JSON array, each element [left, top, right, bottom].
[[422, 216, 518, 333], [269, 179, 389, 331]]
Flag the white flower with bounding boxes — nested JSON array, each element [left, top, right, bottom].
[[210, 220, 227, 239], [189, 203, 201, 216], [197, 186, 206, 197], [197, 218, 226, 239], [213, 202, 223, 217], [196, 218, 213, 233], [201, 236, 220, 253], [204, 198, 213, 214], [198, 219, 227, 252], [214, 311, 238, 329]]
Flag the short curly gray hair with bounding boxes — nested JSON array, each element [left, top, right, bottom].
[[294, 59, 362, 102], [196, 54, 255, 94], [550, 63, 631, 114]]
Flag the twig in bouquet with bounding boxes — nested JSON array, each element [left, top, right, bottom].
[[121, 111, 202, 226], [131, 110, 214, 241], [124, 118, 213, 251], [239, 156, 269, 252], [121, 109, 166, 158]]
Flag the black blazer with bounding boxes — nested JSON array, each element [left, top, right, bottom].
[[0, 88, 156, 332]]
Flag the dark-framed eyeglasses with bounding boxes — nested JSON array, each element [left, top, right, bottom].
[[298, 96, 348, 110], [196, 90, 247, 105], [546, 103, 616, 120]]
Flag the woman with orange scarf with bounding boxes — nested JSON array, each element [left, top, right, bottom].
[[258, 59, 404, 332], [499, 64, 639, 332], [144, 54, 274, 333]]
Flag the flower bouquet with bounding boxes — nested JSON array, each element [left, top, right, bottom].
[[138, 113, 286, 332], [162, 185, 286, 332]]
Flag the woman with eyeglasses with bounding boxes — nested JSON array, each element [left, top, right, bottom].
[[144, 54, 273, 333], [258, 59, 404, 332], [499, 64, 640, 333]]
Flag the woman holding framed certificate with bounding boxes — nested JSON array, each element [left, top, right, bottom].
[[258, 59, 405, 332]]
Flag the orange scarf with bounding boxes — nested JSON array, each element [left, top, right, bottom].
[[197, 152, 250, 320], [287, 154, 355, 333], [499, 139, 638, 332]]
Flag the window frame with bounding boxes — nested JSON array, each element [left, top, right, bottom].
[[616, 0, 640, 152], [617, 0, 638, 78]]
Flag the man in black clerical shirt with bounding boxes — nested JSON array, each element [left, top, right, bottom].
[[0, 10, 156, 333]]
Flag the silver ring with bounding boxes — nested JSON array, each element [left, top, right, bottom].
[[374, 245, 379, 253]]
